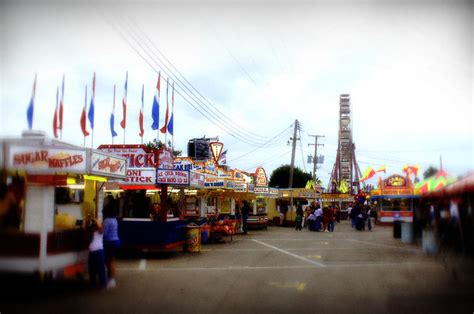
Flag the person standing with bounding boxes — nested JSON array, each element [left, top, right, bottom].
[[103, 199, 120, 289], [87, 218, 107, 289], [241, 200, 251, 235], [315, 203, 323, 232], [327, 206, 336, 232]]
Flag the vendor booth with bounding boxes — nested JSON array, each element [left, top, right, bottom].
[[0, 132, 127, 279], [371, 174, 420, 224]]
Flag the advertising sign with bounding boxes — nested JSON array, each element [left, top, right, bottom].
[[174, 157, 194, 171], [189, 170, 206, 188], [157, 169, 190, 185], [99, 145, 157, 168], [254, 187, 269, 194], [209, 142, 224, 163], [386, 175, 407, 187], [90, 152, 127, 178], [157, 146, 174, 170], [233, 182, 248, 192], [204, 177, 225, 188], [121, 168, 156, 184], [254, 167, 268, 187], [8, 145, 87, 174]]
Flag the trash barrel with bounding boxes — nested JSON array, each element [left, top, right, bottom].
[[393, 220, 402, 238], [422, 228, 439, 254], [185, 225, 201, 252], [200, 224, 210, 244], [401, 222, 414, 243]]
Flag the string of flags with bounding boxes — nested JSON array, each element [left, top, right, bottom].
[[359, 164, 419, 182], [25, 71, 176, 147]]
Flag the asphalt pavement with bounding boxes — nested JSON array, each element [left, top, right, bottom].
[[1, 220, 473, 314]]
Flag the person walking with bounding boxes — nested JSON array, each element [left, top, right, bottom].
[[295, 204, 303, 231], [241, 200, 251, 235], [327, 206, 336, 232], [103, 197, 120, 289], [315, 203, 323, 232], [87, 217, 107, 289]]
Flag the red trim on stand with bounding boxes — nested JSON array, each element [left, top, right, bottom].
[[26, 174, 68, 186]]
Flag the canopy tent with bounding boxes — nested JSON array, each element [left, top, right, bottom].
[[415, 170, 457, 194]]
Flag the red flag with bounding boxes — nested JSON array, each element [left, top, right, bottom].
[[53, 86, 59, 138], [120, 71, 128, 129], [81, 86, 90, 136], [160, 78, 169, 134], [59, 74, 64, 130], [139, 84, 144, 137]]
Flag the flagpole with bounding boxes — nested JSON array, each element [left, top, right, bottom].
[[171, 82, 174, 150], [60, 73, 65, 140], [112, 84, 115, 144], [83, 85, 87, 147]]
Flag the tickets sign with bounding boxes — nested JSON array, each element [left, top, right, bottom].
[[98, 145, 157, 168], [157, 169, 190, 185]]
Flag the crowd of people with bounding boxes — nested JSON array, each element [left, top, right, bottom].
[[292, 196, 378, 232]]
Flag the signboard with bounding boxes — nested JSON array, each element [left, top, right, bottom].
[[269, 188, 279, 196], [204, 160, 217, 176], [225, 179, 234, 189], [254, 167, 268, 187], [99, 145, 157, 168], [174, 157, 194, 171], [298, 191, 320, 198], [248, 183, 255, 193], [157, 146, 174, 170], [121, 168, 156, 184], [90, 152, 127, 178], [204, 177, 225, 188], [233, 182, 248, 193], [254, 187, 269, 194], [157, 169, 190, 185], [189, 170, 205, 188], [321, 193, 352, 202], [8, 145, 87, 174], [209, 142, 224, 163], [386, 175, 407, 187]]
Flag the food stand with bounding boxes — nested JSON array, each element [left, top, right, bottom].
[[98, 144, 187, 251], [274, 187, 322, 225], [0, 132, 127, 279], [370, 174, 420, 224]]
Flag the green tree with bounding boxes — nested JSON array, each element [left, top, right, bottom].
[[269, 165, 313, 188], [423, 166, 438, 179], [146, 139, 182, 156]]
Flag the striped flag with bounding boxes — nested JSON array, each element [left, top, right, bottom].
[[88, 72, 95, 129], [360, 166, 376, 182], [59, 74, 65, 130], [376, 165, 386, 173], [110, 85, 118, 138], [139, 84, 144, 137], [160, 78, 169, 134], [120, 71, 128, 129], [53, 86, 59, 138], [167, 82, 174, 135], [26, 74, 37, 130], [151, 72, 160, 130], [80, 86, 90, 136], [218, 149, 227, 164]]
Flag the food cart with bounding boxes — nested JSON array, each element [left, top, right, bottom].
[[370, 174, 420, 224], [0, 132, 127, 279]]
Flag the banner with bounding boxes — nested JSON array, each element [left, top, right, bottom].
[[157, 169, 189, 185], [90, 152, 127, 178]]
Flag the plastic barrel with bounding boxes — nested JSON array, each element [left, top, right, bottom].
[[200, 224, 210, 243], [401, 222, 414, 243], [185, 226, 201, 252], [422, 229, 439, 254]]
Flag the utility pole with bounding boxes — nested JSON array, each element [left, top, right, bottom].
[[288, 119, 299, 215], [308, 134, 325, 183]]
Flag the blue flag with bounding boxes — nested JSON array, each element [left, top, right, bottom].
[[110, 113, 118, 137], [167, 113, 173, 135], [88, 72, 96, 129], [27, 74, 37, 130], [151, 73, 160, 130]]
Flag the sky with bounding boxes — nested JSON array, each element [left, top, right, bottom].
[[1, 0, 473, 187]]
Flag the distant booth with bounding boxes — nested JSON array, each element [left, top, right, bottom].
[[0, 132, 127, 278], [370, 174, 420, 224], [273, 187, 321, 225], [321, 193, 353, 220]]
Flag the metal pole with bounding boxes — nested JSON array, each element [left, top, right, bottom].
[[289, 120, 298, 216], [308, 135, 325, 183]]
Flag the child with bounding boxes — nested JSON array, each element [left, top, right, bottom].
[[88, 218, 107, 288]]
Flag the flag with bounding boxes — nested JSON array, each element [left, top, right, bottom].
[[160, 78, 169, 134], [26, 73, 37, 130], [80, 86, 90, 137], [218, 149, 227, 164], [167, 82, 174, 135], [360, 166, 376, 182], [376, 165, 386, 173], [88, 72, 95, 129], [59, 74, 65, 130], [403, 165, 420, 177], [139, 84, 144, 137], [53, 86, 59, 138], [120, 71, 128, 129], [110, 85, 118, 138], [151, 72, 160, 130]]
